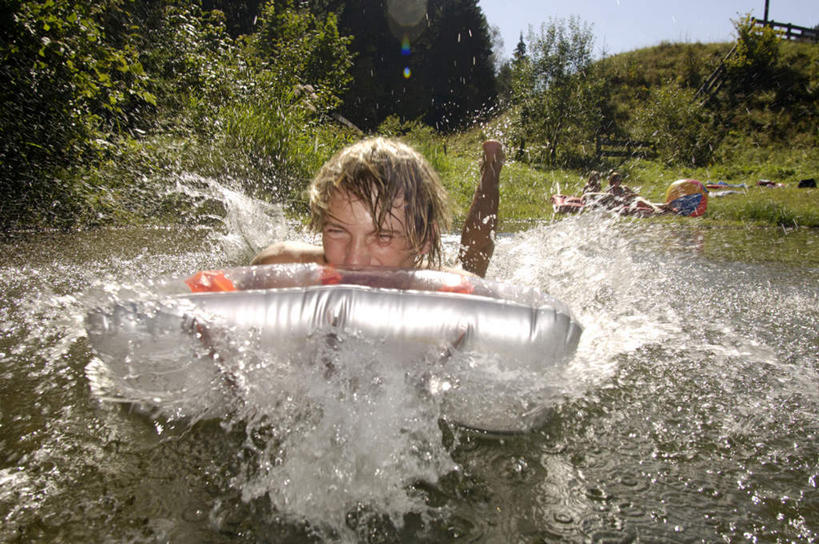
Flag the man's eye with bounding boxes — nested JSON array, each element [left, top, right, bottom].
[[377, 233, 394, 242]]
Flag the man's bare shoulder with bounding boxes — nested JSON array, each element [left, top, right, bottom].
[[251, 241, 325, 265], [440, 264, 479, 278]]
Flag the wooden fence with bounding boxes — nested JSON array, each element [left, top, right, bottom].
[[752, 18, 818, 42], [695, 44, 737, 104], [595, 136, 656, 159]]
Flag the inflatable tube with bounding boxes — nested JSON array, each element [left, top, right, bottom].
[[665, 179, 708, 217], [85, 264, 583, 432]]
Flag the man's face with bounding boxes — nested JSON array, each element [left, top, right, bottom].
[[322, 190, 425, 268]]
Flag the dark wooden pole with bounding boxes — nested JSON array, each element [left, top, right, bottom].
[[763, 0, 770, 23]]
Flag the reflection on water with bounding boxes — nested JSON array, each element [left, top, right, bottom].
[[0, 174, 817, 542]]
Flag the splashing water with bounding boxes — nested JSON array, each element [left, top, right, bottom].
[[1, 174, 817, 542], [168, 173, 291, 264]]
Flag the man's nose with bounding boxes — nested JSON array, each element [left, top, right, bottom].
[[343, 236, 371, 267]]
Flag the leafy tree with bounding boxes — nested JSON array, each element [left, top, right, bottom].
[[424, 0, 497, 130], [487, 23, 503, 73], [512, 33, 527, 64], [201, 0, 264, 37], [717, 15, 816, 143], [336, 0, 497, 131], [510, 17, 605, 166], [132, 1, 241, 131], [495, 34, 526, 104]]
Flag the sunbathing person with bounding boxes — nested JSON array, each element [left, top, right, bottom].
[[596, 171, 672, 215], [606, 171, 638, 201], [581, 171, 602, 195]]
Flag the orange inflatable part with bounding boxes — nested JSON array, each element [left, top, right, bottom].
[[320, 267, 344, 285], [185, 264, 479, 295], [436, 276, 475, 295], [185, 270, 237, 293]]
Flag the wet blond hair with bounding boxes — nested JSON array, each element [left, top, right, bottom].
[[308, 137, 451, 268]]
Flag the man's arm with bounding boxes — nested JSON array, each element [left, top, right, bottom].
[[251, 241, 325, 265], [458, 140, 504, 278]]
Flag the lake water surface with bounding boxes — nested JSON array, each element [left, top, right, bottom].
[[1, 175, 817, 543]]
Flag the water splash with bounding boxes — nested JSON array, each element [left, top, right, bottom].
[[169, 173, 290, 264], [225, 333, 455, 540], [489, 212, 688, 390], [2, 173, 817, 542]]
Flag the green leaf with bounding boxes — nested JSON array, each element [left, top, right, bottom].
[[140, 91, 157, 106]]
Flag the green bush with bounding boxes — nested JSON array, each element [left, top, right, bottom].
[[633, 83, 720, 166], [377, 116, 452, 175], [248, 0, 353, 115], [724, 14, 780, 98], [1, 0, 155, 227], [134, 3, 240, 130]]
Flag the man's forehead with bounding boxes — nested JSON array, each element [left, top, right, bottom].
[[332, 187, 405, 205], [327, 189, 408, 229]]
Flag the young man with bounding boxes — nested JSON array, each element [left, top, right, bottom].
[[251, 137, 504, 277], [606, 171, 637, 201]]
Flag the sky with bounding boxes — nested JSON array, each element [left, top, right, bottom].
[[478, 0, 817, 59]]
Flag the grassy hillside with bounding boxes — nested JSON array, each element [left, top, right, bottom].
[[599, 41, 731, 132], [599, 39, 818, 132], [86, 39, 818, 232], [434, 39, 818, 229], [7, 32, 814, 232]]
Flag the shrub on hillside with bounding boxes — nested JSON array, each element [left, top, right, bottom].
[[724, 14, 780, 99], [633, 83, 720, 166]]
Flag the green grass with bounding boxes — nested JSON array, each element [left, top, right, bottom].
[[8, 34, 816, 234], [71, 103, 815, 233], [431, 115, 819, 230]]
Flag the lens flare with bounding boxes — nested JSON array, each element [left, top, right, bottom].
[[401, 35, 411, 56], [386, 0, 427, 40], [403, 67, 411, 79]]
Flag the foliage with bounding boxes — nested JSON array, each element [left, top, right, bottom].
[[716, 19, 817, 143], [132, 2, 243, 132], [1, 0, 155, 227], [376, 116, 451, 175], [217, 83, 356, 209], [2, 0, 816, 232], [249, 0, 353, 114], [632, 83, 719, 166], [1, 0, 358, 228], [596, 41, 731, 128], [594, 38, 816, 167], [424, 0, 497, 130], [201, 0, 263, 37], [724, 14, 781, 97], [510, 17, 606, 166]]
